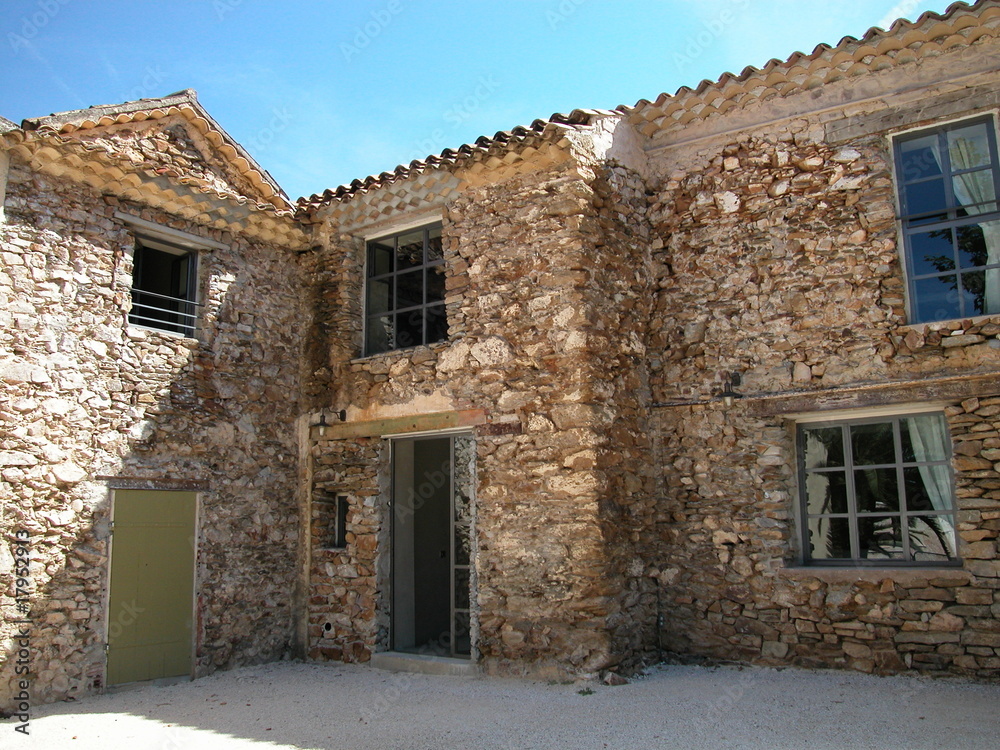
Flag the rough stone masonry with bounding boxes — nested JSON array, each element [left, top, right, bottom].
[[3, 0, 1000, 712]]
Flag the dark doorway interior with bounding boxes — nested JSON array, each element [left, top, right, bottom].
[[391, 435, 472, 658]]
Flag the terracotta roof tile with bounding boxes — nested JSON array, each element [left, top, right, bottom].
[[19, 89, 292, 210], [296, 109, 617, 213], [623, 0, 1000, 138]]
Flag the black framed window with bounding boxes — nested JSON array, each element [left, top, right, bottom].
[[894, 116, 1000, 323], [313, 493, 349, 550], [129, 237, 200, 337], [797, 412, 958, 566], [364, 224, 446, 356]]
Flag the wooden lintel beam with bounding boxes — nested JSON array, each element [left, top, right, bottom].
[[744, 372, 1000, 418], [311, 408, 488, 441], [97, 476, 211, 491]]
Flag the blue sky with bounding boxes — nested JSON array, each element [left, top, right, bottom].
[[1, 0, 956, 201]]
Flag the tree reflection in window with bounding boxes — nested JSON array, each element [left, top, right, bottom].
[[799, 413, 958, 565]]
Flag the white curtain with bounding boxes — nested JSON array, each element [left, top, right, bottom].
[[950, 135, 1000, 313], [927, 133, 1000, 313], [905, 415, 956, 557]]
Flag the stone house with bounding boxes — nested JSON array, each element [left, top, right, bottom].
[[3, 0, 1000, 709]]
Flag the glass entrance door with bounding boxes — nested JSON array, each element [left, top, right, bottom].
[[391, 435, 474, 658]]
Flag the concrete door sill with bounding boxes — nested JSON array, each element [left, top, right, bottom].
[[369, 651, 476, 677]]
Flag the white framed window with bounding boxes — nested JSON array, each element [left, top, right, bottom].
[[796, 411, 959, 566], [364, 223, 446, 356], [893, 115, 1000, 323]]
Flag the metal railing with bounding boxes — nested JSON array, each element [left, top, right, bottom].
[[128, 288, 202, 338]]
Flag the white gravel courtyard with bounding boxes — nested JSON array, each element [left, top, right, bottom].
[[6, 660, 999, 749]]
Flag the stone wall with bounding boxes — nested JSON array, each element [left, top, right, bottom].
[[646, 88, 1000, 677], [303, 153, 660, 677], [306, 435, 386, 663], [447, 161, 654, 676], [0, 151, 306, 709]]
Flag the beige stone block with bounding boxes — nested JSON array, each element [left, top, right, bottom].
[[962, 541, 997, 560], [792, 361, 812, 383], [761, 640, 788, 658], [928, 612, 964, 632], [894, 631, 960, 644], [954, 456, 994, 471], [955, 588, 993, 605], [941, 334, 986, 348], [842, 641, 872, 659], [961, 631, 1000, 648], [954, 655, 980, 669]]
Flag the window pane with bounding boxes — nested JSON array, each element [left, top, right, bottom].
[[426, 265, 446, 304], [396, 270, 423, 309], [366, 315, 392, 355], [903, 178, 947, 216], [369, 240, 393, 276], [903, 466, 952, 512], [900, 414, 950, 462], [956, 222, 994, 270], [908, 229, 954, 276], [454, 522, 471, 567], [395, 309, 423, 349], [854, 467, 900, 514], [954, 168, 997, 212], [426, 305, 448, 345], [805, 471, 848, 515], [454, 610, 471, 656], [364, 224, 448, 355], [859, 516, 905, 560], [454, 568, 470, 611], [396, 230, 423, 270], [910, 515, 957, 562], [912, 274, 960, 323], [960, 270, 987, 316], [366, 277, 392, 316], [851, 422, 895, 465], [807, 517, 851, 560], [899, 135, 942, 181], [427, 225, 444, 262], [802, 426, 844, 468], [948, 122, 993, 171]]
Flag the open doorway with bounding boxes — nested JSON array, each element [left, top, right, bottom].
[[391, 434, 473, 658]]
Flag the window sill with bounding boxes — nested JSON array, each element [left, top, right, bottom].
[[899, 313, 1000, 334], [350, 340, 449, 365], [777, 565, 971, 585], [127, 324, 199, 345]]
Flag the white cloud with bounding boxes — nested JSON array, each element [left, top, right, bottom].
[[877, 0, 923, 31]]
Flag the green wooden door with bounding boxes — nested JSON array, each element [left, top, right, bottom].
[[107, 490, 196, 685]]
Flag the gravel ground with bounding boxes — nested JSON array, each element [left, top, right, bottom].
[[5, 660, 999, 749]]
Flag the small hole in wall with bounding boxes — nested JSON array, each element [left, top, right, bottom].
[[323, 622, 332, 633]]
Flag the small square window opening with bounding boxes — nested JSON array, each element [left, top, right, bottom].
[[313, 494, 349, 550], [129, 237, 200, 337]]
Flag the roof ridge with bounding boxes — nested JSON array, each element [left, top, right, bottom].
[[19, 89, 292, 211], [623, 0, 997, 130], [297, 108, 621, 211]]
